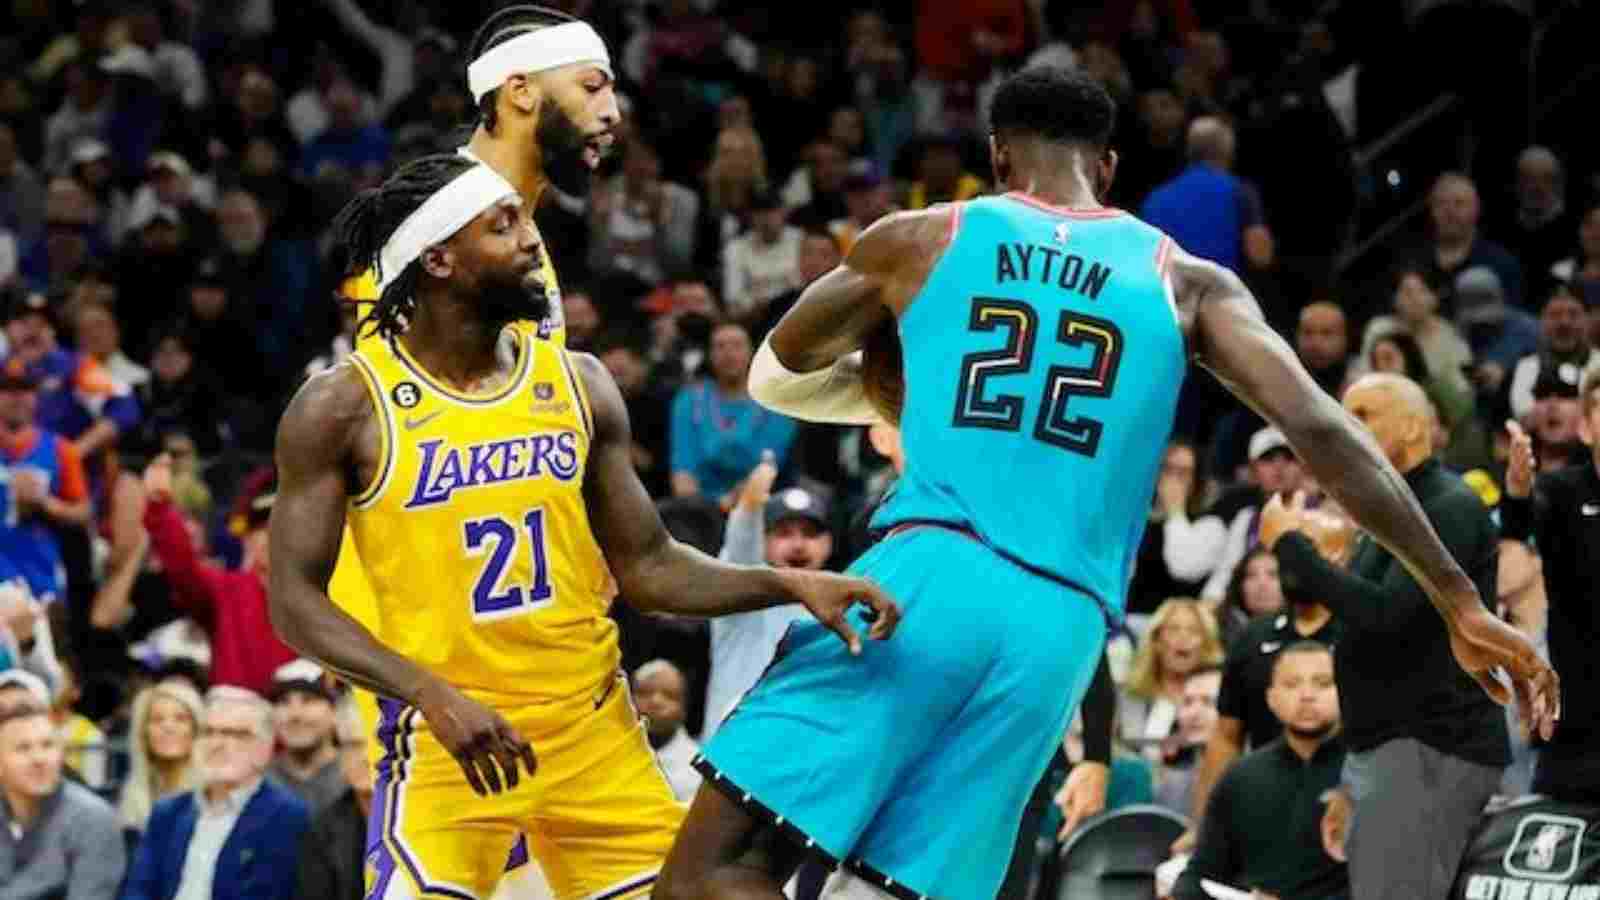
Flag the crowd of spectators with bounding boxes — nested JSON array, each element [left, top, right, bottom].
[[0, 1, 1597, 899]]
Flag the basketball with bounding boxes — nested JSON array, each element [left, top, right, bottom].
[[862, 318, 904, 425]]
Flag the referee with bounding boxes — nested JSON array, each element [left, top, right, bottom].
[[1260, 374, 1507, 900], [1501, 367, 1599, 801]]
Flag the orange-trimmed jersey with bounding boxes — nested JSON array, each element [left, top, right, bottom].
[[343, 330, 616, 702]]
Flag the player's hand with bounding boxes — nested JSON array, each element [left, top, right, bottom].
[[414, 678, 537, 796], [1504, 420, 1536, 499], [1320, 787, 1351, 863], [143, 453, 174, 502], [779, 569, 900, 655], [1448, 604, 1559, 741], [1055, 761, 1109, 839]]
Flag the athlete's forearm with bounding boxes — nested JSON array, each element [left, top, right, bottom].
[[619, 536, 792, 617], [748, 338, 879, 425], [269, 581, 443, 706]]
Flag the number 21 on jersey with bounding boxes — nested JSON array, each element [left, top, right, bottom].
[[464, 508, 554, 621], [952, 297, 1124, 457]]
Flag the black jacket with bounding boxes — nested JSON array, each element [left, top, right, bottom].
[[295, 789, 366, 900], [1275, 458, 1509, 766], [1500, 460, 1600, 800]]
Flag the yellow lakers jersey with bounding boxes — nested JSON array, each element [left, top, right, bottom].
[[344, 330, 617, 702]]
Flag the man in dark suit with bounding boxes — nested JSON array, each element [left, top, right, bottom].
[[122, 685, 309, 900]]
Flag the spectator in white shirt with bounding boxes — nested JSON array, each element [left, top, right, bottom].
[[702, 459, 831, 741], [633, 659, 702, 803], [1202, 427, 1304, 603], [722, 188, 802, 323], [124, 4, 208, 110], [71, 293, 149, 390], [1509, 283, 1597, 421]]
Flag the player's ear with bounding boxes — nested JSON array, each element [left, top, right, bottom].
[[502, 72, 540, 117], [420, 244, 454, 280], [1097, 148, 1119, 201]]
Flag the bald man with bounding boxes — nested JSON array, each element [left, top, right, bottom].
[[1505, 146, 1576, 287], [1259, 373, 1508, 900], [1296, 302, 1351, 395], [1140, 115, 1273, 273], [1422, 172, 1524, 309]]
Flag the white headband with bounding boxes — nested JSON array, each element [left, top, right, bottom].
[[377, 164, 517, 293], [467, 22, 612, 104]]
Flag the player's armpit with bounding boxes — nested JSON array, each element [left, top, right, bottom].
[[268, 365, 435, 706], [768, 206, 953, 373]]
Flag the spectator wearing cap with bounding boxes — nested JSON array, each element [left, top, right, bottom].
[[1201, 427, 1302, 603], [632, 659, 703, 802], [722, 188, 803, 323], [42, 61, 112, 178], [1171, 642, 1347, 900], [0, 120, 46, 243], [670, 320, 798, 504], [1502, 367, 1600, 804], [293, 699, 372, 900], [1262, 374, 1507, 900], [828, 160, 896, 255], [1416, 172, 1525, 311], [589, 135, 700, 287], [0, 669, 52, 713], [139, 453, 295, 695], [0, 700, 126, 900], [3, 286, 140, 465], [702, 464, 829, 741], [266, 660, 343, 814], [906, 137, 985, 210], [1527, 363, 1588, 473], [1509, 283, 1597, 421], [0, 365, 92, 605], [122, 686, 309, 900], [67, 138, 131, 242], [1456, 265, 1540, 404], [126, 151, 217, 249], [1140, 117, 1273, 275]]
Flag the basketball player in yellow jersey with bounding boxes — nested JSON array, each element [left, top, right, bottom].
[[269, 155, 900, 900]]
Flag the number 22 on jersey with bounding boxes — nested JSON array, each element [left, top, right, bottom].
[[952, 297, 1124, 457]]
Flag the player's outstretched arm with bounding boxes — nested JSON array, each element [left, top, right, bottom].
[[573, 353, 900, 653], [269, 366, 536, 795], [749, 207, 952, 424], [1179, 250, 1558, 738]]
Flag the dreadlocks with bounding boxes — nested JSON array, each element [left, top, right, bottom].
[[468, 4, 578, 134], [330, 154, 478, 341]]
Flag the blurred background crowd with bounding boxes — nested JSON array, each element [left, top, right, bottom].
[[1, 0, 1598, 899]]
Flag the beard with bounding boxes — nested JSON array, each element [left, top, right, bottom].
[[536, 100, 593, 197], [1285, 719, 1337, 742], [478, 267, 551, 330]]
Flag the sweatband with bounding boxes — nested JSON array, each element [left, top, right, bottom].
[[377, 164, 517, 294], [748, 338, 880, 426], [467, 22, 613, 103]]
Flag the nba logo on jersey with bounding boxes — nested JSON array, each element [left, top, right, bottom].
[[1053, 222, 1071, 245]]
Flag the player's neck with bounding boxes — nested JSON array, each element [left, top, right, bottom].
[[401, 296, 507, 390], [1004, 172, 1101, 212], [467, 126, 549, 206]]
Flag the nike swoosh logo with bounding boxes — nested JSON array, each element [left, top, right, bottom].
[[1584, 503, 1600, 517], [404, 410, 444, 431]]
